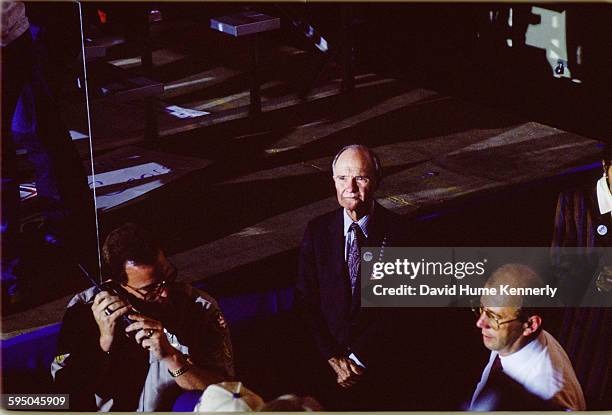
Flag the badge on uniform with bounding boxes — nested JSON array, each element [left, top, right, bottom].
[[597, 224, 608, 236]]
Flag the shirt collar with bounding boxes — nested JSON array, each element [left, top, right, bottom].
[[498, 331, 545, 374], [343, 208, 371, 238], [596, 176, 612, 215]]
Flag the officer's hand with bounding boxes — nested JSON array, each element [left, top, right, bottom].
[[92, 290, 132, 352], [125, 314, 178, 361]]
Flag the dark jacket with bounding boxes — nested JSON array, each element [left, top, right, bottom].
[[551, 181, 612, 408], [552, 181, 611, 248], [296, 202, 406, 368]]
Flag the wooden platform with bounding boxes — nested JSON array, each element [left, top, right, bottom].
[[3, 10, 603, 337], [2, 83, 600, 337]]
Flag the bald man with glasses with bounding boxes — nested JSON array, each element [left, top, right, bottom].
[[469, 264, 585, 411], [52, 223, 234, 411]]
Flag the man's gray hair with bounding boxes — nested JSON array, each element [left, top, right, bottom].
[[331, 144, 383, 185]]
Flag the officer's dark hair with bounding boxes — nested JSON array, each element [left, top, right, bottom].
[[331, 144, 383, 186], [102, 223, 161, 284]]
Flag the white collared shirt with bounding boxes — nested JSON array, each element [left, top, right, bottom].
[[470, 330, 585, 411], [596, 176, 612, 215]]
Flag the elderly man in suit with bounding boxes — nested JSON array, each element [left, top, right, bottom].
[[296, 144, 406, 410]]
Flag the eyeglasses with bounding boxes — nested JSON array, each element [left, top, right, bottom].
[[471, 306, 521, 330], [126, 262, 177, 301]]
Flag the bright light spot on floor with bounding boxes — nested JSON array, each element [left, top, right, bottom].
[[110, 57, 142, 66], [234, 227, 271, 237], [264, 146, 300, 154], [165, 77, 216, 91]]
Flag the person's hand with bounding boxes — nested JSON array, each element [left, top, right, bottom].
[[92, 290, 132, 352], [327, 356, 364, 388], [348, 359, 364, 376], [125, 313, 178, 361]]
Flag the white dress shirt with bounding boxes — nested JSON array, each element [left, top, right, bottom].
[[470, 330, 585, 411], [596, 176, 612, 215]]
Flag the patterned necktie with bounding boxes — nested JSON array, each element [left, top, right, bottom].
[[348, 222, 362, 295]]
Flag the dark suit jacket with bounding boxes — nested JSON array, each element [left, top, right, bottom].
[[552, 181, 611, 248], [296, 202, 405, 368], [551, 181, 612, 408]]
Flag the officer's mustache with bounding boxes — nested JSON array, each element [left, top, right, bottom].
[[129, 294, 171, 319], [128, 288, 185, 332]]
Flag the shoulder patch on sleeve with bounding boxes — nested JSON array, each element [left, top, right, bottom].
[[54, 353, 69, 365]]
